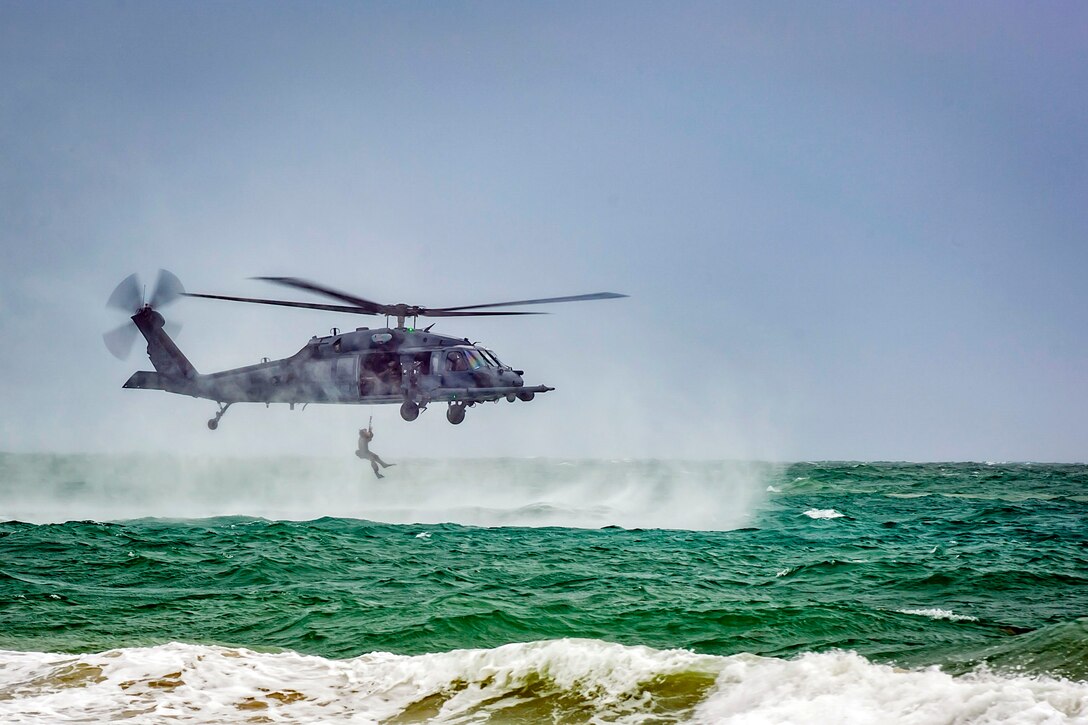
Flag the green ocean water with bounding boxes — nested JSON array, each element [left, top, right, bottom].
[[1, 455, 1086, 722]]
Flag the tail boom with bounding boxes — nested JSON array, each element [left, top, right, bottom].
[[132, 307, 197, 379]]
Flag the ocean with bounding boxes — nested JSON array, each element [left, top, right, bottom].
[[0, 454, 1085, 723]]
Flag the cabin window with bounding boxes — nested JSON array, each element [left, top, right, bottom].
[[334, 356, 356, 381], [446, 350, 469, 372]]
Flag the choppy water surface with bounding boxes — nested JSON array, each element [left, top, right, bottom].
[[1, 456, 1086, 722]]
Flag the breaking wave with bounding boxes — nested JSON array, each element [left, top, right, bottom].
[[0, 640, 1084, 724]]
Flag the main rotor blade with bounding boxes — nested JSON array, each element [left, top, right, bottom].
[[103, 322, 138, 359], [431, 292, 628, 312], [252, 277, 385, 314], [183, 292, 378, 315], [106, 273, 143, 313], [150, 269, 185, 308], [184, 293, 541, 317], [423, 310, 545, 317]]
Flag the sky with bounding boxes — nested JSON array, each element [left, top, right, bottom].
[[1, 1, 1085, 462]]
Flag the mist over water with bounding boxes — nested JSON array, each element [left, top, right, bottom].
[[0, 454, 769, 530]]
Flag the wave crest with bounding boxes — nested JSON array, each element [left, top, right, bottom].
[[1, 640, 1085, 723], [803, 508, 844, 519]]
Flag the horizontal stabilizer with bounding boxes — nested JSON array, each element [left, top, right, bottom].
[[123, 371, 196, 395]]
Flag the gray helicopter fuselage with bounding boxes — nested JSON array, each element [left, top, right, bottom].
[[203, 326, 526, 404], [122, 312, 546, 412]]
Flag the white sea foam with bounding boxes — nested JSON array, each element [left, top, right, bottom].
[[0, 640, 1084, 724], [803, 508, 844, 519], [898, 608, 980, 622], [693, 649, 1085, 724]]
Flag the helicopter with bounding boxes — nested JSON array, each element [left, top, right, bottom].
[[104, 270, 626, 429]]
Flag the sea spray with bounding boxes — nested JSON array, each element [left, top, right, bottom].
[[0, 454, 769, 529]]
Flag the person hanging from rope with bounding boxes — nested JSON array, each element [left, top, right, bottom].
[[356, 417, 395, 479]]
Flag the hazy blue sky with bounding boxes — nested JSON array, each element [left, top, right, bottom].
[[1, 2, 1085, 461]]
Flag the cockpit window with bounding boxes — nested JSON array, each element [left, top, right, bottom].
[[466, 350, 488, 370], [481, 349, 502, 367]]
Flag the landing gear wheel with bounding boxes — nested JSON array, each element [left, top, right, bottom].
[[207, 402, 231, 431], [446, 404, 466, 425], [516, 390, 535, 402], [400, 401, 420, 421]]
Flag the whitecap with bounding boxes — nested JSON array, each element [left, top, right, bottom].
[[766, 485, 781, 493], [803, 508, 844, 520], [897, 608, 979, 622]]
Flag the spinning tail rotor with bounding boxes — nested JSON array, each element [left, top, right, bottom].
[[103, 270, 185, 359]]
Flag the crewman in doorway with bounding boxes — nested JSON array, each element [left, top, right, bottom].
[[356, 417, 395, 479]]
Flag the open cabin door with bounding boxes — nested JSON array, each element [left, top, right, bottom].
[[359, 351, 400, 397]]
